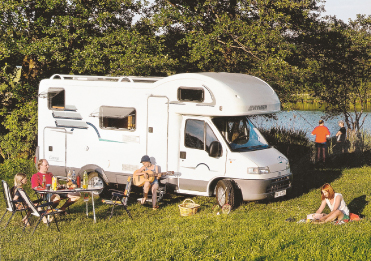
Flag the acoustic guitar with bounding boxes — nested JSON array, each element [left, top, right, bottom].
[[133, 170, 174, 187]]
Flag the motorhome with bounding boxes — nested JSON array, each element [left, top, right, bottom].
[[36, 72, 292, 207]]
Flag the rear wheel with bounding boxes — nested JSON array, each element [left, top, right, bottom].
[[215, 179, 236, 209], [88, 171, 108, 196]]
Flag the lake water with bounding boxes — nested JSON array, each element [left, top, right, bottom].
[[252, 111, 371, 142]]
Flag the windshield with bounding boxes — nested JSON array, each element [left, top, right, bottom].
[[212, 116, 270, 152]]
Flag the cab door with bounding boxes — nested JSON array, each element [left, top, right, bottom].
[[178, 117, 226, 192]]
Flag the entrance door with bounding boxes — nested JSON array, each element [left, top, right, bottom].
[[179, 117, 226, 192], [43, 127, 66, 171], [147, 96, 169, 171]]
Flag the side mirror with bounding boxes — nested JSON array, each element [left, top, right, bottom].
[[209, 141, 222, 158]]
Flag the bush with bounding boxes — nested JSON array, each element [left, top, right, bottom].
[[0, 158, 36, 181]]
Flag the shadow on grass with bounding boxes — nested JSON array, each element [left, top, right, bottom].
[[289, 150, 371, 199], [347, 195, 368, 215]]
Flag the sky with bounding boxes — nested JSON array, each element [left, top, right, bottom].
[[142, 1, 371, 22], [322, 0, 371, 22]]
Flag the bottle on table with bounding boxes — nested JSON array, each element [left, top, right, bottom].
[[67, 169, 72, 181], [76, 175, 81, 188], [42, 174, 46, 188], [83, 171, 88, 189], [52, 176, 57, 191], [72, 170, 76, 184]]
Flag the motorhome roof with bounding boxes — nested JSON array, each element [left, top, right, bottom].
[[153, 72, 281, 115], [50, 74, 164, 83], [42, 72, 280, 115]]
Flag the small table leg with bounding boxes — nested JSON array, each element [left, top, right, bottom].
[[91, 192, 96, 223]]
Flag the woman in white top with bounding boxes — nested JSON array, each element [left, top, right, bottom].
[[315, 183, 350, 223]]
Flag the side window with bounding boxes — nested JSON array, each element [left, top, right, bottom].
[[178, 87, 204, 102], [185, 119, 204, 149], [99, 106, 136, 130], [48, 88, 65, 109], [205, 124, 219, 152]]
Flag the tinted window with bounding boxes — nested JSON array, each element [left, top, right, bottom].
[[99, 106, 136, 130], [185, 120, 204, 149], [178, 87, 204, 102], [48, 88, 65, 109], [205, 123, 218, 152]]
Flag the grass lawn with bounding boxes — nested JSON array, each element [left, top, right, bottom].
[[1, 155, 371, 260]]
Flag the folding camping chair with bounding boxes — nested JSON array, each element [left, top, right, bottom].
[[102, 176, 133, 220], [18, 188, 64, 234], [1, 180, 27, 228]]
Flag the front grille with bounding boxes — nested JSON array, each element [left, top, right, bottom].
[[266, 175, 291, 193]]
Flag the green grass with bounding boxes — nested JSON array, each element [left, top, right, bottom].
[[1, 153, 371, 260]]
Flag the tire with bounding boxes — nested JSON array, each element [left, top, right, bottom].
[[215, 179, 236, 209], [88, 171, 108, 196]]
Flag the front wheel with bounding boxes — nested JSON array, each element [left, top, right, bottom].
[[215, 179, 236, 209]]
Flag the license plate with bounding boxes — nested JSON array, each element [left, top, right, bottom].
[[274, 190, 286, 198]]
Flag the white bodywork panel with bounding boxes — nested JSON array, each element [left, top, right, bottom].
[[37, 72, 291, 201]]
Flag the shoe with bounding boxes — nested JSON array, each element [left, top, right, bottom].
[[23, 219, 31, 227], [153, 206, 159, 210], [141, 197, 147, 205]]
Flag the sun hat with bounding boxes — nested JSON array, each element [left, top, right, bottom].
[[140, 155, 151, 163]]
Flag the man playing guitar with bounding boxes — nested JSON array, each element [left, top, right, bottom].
[[134, 155, 161, 210]]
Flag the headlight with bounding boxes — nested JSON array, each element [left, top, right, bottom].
[[286, 162, 290, 170], [248, 167, 270, 174]]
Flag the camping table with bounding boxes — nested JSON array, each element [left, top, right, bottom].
[[35, 185, 103, 223]]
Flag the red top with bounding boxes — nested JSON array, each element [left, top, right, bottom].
[[312, 126, 330, 143], [31, 172, 54, 189]]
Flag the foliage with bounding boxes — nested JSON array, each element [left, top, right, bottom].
[[0, 158, 35, 181], [306, 15, 371, 133], [150, 0, 324, 102], [0, 0, 156, 160], [0, 100, 37, 160], [1, 158, 371, 260]]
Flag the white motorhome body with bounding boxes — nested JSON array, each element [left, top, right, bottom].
[[36, 72, 292, 204]]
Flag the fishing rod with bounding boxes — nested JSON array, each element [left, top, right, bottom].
[[292, 110, 315, 129]]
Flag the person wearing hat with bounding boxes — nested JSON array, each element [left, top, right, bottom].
[[134, 155, 161, 210]]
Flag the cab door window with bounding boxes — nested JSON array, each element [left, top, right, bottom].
[[205, 123, 218, 152], [185, 119, 204, 150], [185, 119, 221, 156]]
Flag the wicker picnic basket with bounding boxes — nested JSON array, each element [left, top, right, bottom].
[[178, 198, 200, 216]]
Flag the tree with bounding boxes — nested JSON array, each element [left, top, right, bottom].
[[0, 0, 154, 160], [149, 0, 324, 103], [307, 15, 371, 133]]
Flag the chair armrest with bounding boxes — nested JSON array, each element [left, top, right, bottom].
[[112, 192, 128, 198], [108, 189, 123, 193]]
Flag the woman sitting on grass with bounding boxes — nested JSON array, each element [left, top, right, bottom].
[[314, 183, 350, 223]]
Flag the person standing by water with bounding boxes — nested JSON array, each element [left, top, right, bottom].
[[311, 120, 330, 163], [336, 120, 346, 153]]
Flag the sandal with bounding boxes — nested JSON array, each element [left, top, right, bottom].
[[140, 197, 147, 205], [153, 205, 159, 210]]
